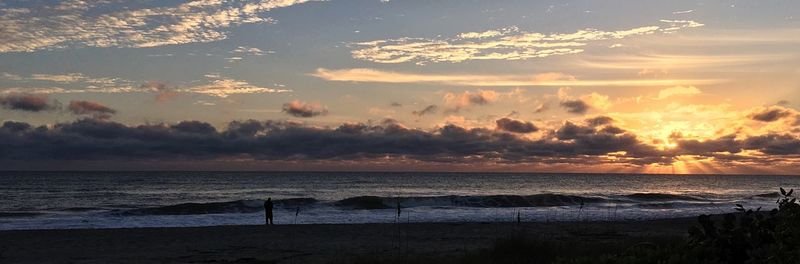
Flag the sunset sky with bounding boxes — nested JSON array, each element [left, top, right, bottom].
[[1, 0, 799, 173]]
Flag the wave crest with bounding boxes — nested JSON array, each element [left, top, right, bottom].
[[119, 193, 720, 215], [124, 198, 318, 216]]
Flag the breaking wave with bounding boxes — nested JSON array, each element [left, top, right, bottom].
[[115, 192, 733, 216], [333, 193, 715, 209], [124, 198, 318, 216]]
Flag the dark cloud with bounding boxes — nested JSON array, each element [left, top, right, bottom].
[[749, 107, 792, 122], [777, 100, 790, 106], [282, 100, 328, 118], [600, 126, 626, 135], [466, 93, 492, 105], [0, 94, 58, 112], [675, 135, 742, 155], [742, 134, 800, 155], [172, 120, 217, 134], [1, 117, 796, 168], [495, 118, 538, 134], [390, 102, 403, 107], [68, 100, 117, 119], [560, 99, 589, 114], [549, 121, 662, 161], [555, 122, 596, 140], [585, 116, 614, 126], [412, 105, 438, 117], [1, 121, 31, 133], [673, 133, 800, 156], [0, 118, 666, 165]]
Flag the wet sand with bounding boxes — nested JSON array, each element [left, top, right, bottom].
[[0, 218, 697, 263]]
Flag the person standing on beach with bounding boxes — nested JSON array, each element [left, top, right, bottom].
[[264, 198, 274, 225]]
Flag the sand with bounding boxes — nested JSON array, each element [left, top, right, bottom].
[[0, 218, 697, 263]]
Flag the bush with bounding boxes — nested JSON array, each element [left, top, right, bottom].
[[687, 188, 800, 264]]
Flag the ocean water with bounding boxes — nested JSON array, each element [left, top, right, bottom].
[[1, 171, 798, 230]]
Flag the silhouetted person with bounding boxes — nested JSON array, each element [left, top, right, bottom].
[[264, 198, 274, 225], [396, 198, 401, 221]]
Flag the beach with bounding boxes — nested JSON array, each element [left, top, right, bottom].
[[1, 172, 785, 262], [0, 218, 697, 263]]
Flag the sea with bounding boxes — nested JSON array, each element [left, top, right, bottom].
[[1, 171, 798, 230]]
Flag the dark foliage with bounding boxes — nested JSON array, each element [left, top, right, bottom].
[[687, 188, 800, 264]]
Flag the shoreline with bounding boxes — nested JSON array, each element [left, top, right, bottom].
[[0, 216, 699, 232], [0, 217, 701, 263]]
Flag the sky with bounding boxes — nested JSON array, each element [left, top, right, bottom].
[[0, 0, 799, 174]]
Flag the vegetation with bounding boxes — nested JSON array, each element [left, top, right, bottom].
[[329, 188, 800, 264], [685, 187, 800, 264]]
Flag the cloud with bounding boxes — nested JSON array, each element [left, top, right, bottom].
[[139, 76, 291, 101], [560, 99, 590, 114], [1, 72, 289, 98], [444, 90, 497, 109], [311, 68, 724, 87], [0, 86, 140, 95], [674, 133, 800, 156], [230, 46, 270, 56], [556, 88, 611, 114], [0, 72, 137, 94], [226, 57, 244, 62], [0, 94, 58, 112], [659, 20, 704, 32], [578, 53, 783, 71], [674, 134, 742, 155], [178, 78, 291, 98], [534, 103, 549, 113], [412, 105, 438, 117], [0, 118, 665, 166], [68, 100, 117, 119], [656, 86, 702, 100], [282, 101, 328, 118], [458, 29, 508, 39], [555, 121, 596, 140], [194, 100, 216, 106], [579, 92, 612, 111], [1, 117, 798, 169], [1, 72, 23, 81], [141, 81, 179, 102], [585, 116, 614, 127], [742, 134, 800, 155], [749, 106, 794, 122], [350, 20, 703, 64], [27, 73, 121, 85], [0, 0, 319, 53], [495, 118, 538, 133]]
